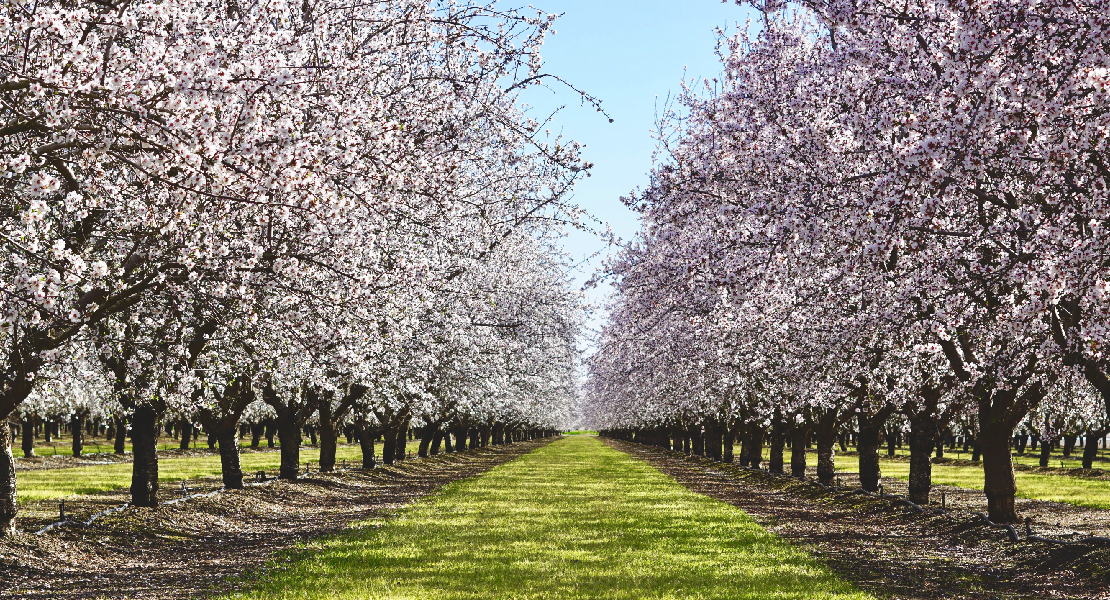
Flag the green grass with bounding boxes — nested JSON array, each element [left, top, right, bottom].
[[563, 430, 598, 435], [830, 453, 1110, 509], [17, 435, 130, 457], [225, 436, 872, 600], [17, 440, 422, 503], [825, 444, 1110, 469]]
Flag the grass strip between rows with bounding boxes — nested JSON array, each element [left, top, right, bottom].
[[225, 435, 872, 600], [18, 441, 421, 503]]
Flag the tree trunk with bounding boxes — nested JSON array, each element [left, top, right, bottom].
[[129, 405, 160, 507], [419, 426, 435, 458], [790, 424, 810, 478], [70, 412, 85, 457], [382, 425, 397, 465], [113, 414, 127, 454], [0, 422, 16, 536], [769, 416, 786, 475], [1039, 436, 1052, 467], [431, 430, 443, 455], [357, 422, 376, 469], [858, 421, 884, 493], [1082, 430, 1105, 469], [217, 421, 244, 489], [704, 421, 723, 461], [722, 427, 736, 463], [1063, 435, 1077, 457], [748, 424, 765, 469], [395, 420, 409, 461], [277, 411, 301, 480], [21, 417, 34, 458], [179, 420, 192, 450], [442, 428, 454, 452], [980, 424, 1019, 522], [815, 409, 837, 486], [907, 413, 937, 505], [492, 423, 505, 445], [452, 427, 467, 453], [691, 427, 704, 456], [317, 404, 338, 473], [737, 423, 752, 467]]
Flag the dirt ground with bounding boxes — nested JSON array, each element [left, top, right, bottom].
[[0, 439, 549, 599], [607, 439, 1110, 600]]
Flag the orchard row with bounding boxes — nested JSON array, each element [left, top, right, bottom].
[[586, 0, 1110, 523], [0, 0, 584, 535]]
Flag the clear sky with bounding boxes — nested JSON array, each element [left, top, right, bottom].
[[518, 0, 758, 339]]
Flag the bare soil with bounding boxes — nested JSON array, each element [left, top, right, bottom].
[[0, 439, 549, 599], [607, 439, 1110, 600]]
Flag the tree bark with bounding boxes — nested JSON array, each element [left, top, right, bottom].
[[418, 425, 435, 457], [431, 430, 443, 455], [857, 406, 893, 493], [0, 422, 15, 536], [722, 426, 736, 463], [179, 420, 192, 450], [907, 412, 937, 505], [129, 404, 160, 507], [277, 410, 301, 480], [748, 424, 765, 469], [704, 420, 723, 461], [21, 417, 34, 458], [980, 423, 1020, 522], [1039, 435, 1052, 467], [70, 411, 86, 457], [217, 421, 243, 489], [1082, 429, 1106, 469], [382, 424, 397, 465], [357, 421, 377, 469], [815, 408, 838, 486], [790, 422, 810, 478], [317, 402, 338, 473], [113, 414, 127, 454], [395, 419, 409, 461], [769, 415, 786, 475]]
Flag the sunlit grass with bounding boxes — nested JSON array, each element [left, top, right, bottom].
[[17, 440, 421, 503], [829, 444, 1110, 469], [225, 436, 872, 600], [831, 454, 1110, 509]]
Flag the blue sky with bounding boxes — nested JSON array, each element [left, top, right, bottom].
[[518, 0, 758, 337]]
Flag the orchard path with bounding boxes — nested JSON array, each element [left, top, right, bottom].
[[227, 435, 870, 600]]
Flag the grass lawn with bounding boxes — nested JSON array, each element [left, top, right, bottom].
[[17, 440, 422, 503], [225, 435, 872, 600], [18, 435, 130, 457], [830, 454, 1110, 509]]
